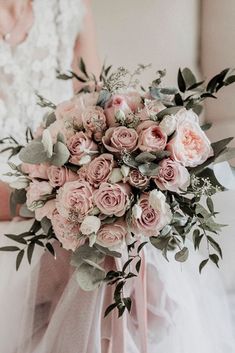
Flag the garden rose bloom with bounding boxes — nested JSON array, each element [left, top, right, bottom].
[[80, 215, 101, 235], [96, 220, 128, 249], [26, 180, 53, 209], [102, 126, 138, 153], [128, 169, 149, 189], [87, 154, 114, 187], [94, 183, 131, 217], [56, 180, 93, 222], [82, 106, 107, 141], [137, 120, 167, 152], [154, 158, 190, 192], [21, 163, 48, 180], [68, 131, 98, 165], [47, 166, 78, 187], [167, 109, 213, 167], [35, 199, 56, 221], [72, 92, 99, 110], [51, 211, 83, 251], [132, 192, 171, 237], [55, 100, 82, 126]]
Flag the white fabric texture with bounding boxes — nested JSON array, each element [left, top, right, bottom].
[[0, 1, 235, 352]]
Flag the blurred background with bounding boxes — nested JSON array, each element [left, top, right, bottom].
[[92, 0, 235, 322]]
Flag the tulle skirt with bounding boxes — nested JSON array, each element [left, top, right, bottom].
[[0, 219, 234, 353]]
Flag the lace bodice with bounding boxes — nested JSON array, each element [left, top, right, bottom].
[[0, 0, 85, 142]]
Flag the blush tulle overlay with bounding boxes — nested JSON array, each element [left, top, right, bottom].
[[0, 220, 234, 353]]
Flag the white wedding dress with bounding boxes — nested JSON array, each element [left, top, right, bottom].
[[0, 1, 234, 352]]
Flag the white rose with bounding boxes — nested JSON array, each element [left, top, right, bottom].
[[149, 189, 172, 228], [121, 165, 130, 178], [132, 204, 142, 219], [78, 155, 92, 166], [80, 216, 101, 235], [159, 114, 177, 136]]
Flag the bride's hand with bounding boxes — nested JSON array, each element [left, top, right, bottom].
[[0, 181, 12, 221]]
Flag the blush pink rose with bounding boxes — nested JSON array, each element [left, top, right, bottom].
[[82, 106, 107, 141], [102, 126, 138, 153], [87, 154, 114, 187], [72, 92, 99, 110], [137, 120, 167, 152], [167, 109, 213, 167], [68, 131, 98, 165], [154, 158, 190, 192], [51, 211, 83, 251], [35, 199, 56, 221], [56, 180, 93, 222], [131, 193, 171, 237], [21, 163, 48, 180], [96, 220, 128, 249], [26, 180, 53, 209], [93, 182, 131, 217], [55, 100, 82, 127], [47, 166, 78, 187], [128, 169, 149, 189]]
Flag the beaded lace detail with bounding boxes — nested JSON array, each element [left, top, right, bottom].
[[0, 0, 85, 142]]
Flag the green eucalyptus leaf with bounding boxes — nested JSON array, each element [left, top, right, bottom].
[[50, 141, 70, 167], [16, 250, 24, 271], [177, 68, 186, 93], [135, 152, 156, 163], [157, 106, 182, 119], [199, 259, 209, 273], [182, 67, 196, 87], [71, 244, 105, 268], [19, 141, 48, 164], [175, 247, 189, 262], [76, 263, 105, 291]]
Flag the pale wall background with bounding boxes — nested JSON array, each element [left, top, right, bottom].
[[91, 0, 235, 318]]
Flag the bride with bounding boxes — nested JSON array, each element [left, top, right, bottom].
[[0, 1, 234, 352]]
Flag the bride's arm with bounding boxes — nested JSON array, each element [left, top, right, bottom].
[[0, 181, 12, 221], [72, 0, 101, 92]]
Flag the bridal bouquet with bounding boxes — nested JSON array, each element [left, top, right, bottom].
[[1, 61, 235, 316]]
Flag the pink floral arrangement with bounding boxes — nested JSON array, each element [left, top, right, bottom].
[[1, 62, 235, 316]]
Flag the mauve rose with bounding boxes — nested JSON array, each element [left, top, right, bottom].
[[96, 220, 128, 249], [87, 154, 114, 187], [167, 109, 213, 167], [51, 211, 83, 251], [137, 120, 167, 152], [21, 163, 48, 180], [154, 158, 190, 193], [131, 192, 171, 237], [102, 126, 138, 153], [82, 106, 107, 141], [35, 199, 56, 221], [55, 100, 82, 127], [56, 180, 93, 222], [26, 180, 53, 209], [68, 131, 98, 165], [138, 99, 165, 121], [128, 169, 149, 189], [94, 182, 131, 217], [47, 166, 78, 187]]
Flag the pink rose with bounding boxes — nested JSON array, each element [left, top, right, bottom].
[[68, 131, 98, 165], [131, 192, 171, 237], [48, 119, 74, 143], [26, 180, 53, 209], [102, 126, 138, 153], [35, 199, 56, 221], [154, 158, 190, 192], [128, 169, 149, 189], [138, 99, 165, 121], [21, 163, 48, 180], [137, 120, 167, 152], [82, 106, 107, 141], [104, 95, 132, 127], [55, 100, 82, 127], [96, 220, 128, 249], [87, 154, 114, 187], [76, 166, 88, 181], [51, 211, 83, 251], [56, 180, 93, 222], [93, 182, 131, 217], [167, 109, 213, 167], [47, 166, 78, 187], [72, 92, 99, 110]]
